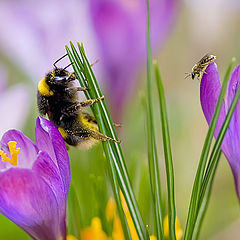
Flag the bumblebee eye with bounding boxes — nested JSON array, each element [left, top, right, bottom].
[[54, 76, 67, 81], [192, 73, 195, 79]]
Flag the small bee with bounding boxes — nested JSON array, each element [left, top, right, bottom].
[[37, 54, 119, 149], [185, 54, 216, 81]]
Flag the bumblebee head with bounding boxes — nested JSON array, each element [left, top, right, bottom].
[[38, 68, 75, 97], [47, 68, 73, 84]]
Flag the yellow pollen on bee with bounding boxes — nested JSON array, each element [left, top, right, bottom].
[[0, 141, 20, 166], [38, 77, 54, 96]]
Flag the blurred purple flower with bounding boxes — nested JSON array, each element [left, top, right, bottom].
[[0, 66, 30, 137], [0, 116, 70, 240], [0, 0, 97, 81], [89, 0, 178, 117], [200, 62, 240, 201]]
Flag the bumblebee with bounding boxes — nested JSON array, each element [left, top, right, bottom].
[[185, 54, 216, 81], [37, 54, 119, 149]]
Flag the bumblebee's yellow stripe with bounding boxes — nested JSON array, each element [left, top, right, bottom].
[[79, 115, 98, 131], [38, 77, 54, 96], [58, 127, 68, 139]]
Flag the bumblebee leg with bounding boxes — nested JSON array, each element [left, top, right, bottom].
[[65, 96, 104, 112], [89, 130, 121, 143], [90, 59, 99, 67], [66, 87, 88, 96], [79, 96, 104, 108], [69, 72, 76, 79], [114, 123, 122, 128]]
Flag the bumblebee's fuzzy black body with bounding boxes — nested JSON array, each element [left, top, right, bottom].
[[37, 68, 113, 148]]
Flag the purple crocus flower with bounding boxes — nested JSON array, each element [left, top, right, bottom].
[[89, 0, 178, 118], [0, 0, 96, 81], [0, 116, 70, 240], [200, 62, 240, 201]]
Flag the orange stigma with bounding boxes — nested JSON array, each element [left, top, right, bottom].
[[0, 141, 20, 166]]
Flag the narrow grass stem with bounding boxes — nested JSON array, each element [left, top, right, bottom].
[[66, 43, 149, 240]]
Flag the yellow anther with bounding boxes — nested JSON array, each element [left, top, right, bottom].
[[0, 141, 20, 166]]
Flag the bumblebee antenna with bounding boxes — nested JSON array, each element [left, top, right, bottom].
[[53, 54, 68, 69], [63, 62, 74, 70]]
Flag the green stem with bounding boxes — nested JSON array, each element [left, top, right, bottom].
[[154, 62, 176, 240], [146, 0, 164, 239]]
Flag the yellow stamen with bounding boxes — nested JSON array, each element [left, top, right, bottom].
[[0, 141, 20, 166]]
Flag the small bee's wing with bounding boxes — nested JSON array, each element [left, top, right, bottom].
[[197, 54, 210, 64]]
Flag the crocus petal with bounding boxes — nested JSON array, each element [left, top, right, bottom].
[[200, 62, 226, 138], [0, 84, 30, 138], [89, 0, 142, 112], [32, 151, 66, 238], [0, 0, 96, 81], [200, 63, 240, 202], [89, 0, 177, 117], [32, 151, 65, 203], [224, 65, 240, 200], [0, 129, 38, 169], [225, 65, 240, 144], [0, 168, 61, 240], [200, 62, 232, 169], [35, 117, 70, 197]]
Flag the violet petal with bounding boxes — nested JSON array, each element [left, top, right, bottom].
[[32, 151, 65, 202], [200, 62, 232, 164], [200, 63, 240, 202], [0, 168, 62, 240], [200, 63, 226, 138], [225, 65, 240, 149], [32, 151, 66, 238], [35, 117, 70, 198], [89, 0, 178, 117]]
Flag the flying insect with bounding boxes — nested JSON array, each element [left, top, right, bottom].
[[185, 54, 216, 81], [37, 54, 119, 149]]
